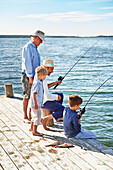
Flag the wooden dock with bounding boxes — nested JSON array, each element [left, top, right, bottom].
[[0, 94, 113, 170]]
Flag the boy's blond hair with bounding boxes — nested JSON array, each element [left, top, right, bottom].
[[35, 66, 48, 77], [69, 94, 82, 107]]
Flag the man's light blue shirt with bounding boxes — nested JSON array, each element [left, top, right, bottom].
[[31, 79, 44, 108], [22, 41, 41, 77]]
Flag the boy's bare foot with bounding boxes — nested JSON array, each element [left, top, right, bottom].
[[56, 118, 63, 122], [41, 118, 50, 130], [29, 129, 33, 132], [32, 132, 43, 136]]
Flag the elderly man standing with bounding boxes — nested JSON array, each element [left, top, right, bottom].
[[41, 59, 65, 130], [21, 30, 45, 123]]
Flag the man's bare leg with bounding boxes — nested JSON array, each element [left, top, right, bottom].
[[23, 98, 30, 123], [41, 115, 54, 130]]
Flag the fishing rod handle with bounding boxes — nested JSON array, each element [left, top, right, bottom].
[[54, 83, 59, 89]]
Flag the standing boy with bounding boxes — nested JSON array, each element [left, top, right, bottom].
[[63, 94, 96, 139], [29, 66, 48, 136]]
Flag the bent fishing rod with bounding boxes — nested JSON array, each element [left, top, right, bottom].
[[54, 39, 100, 89], [79, 75, 113, 118]]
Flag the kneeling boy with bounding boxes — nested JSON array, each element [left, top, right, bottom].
[[63, 94, 96, 139]]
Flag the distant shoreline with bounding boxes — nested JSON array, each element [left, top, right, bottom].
[[0, 35, 113, 38]]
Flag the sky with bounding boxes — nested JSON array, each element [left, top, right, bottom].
[[0, 0, 113, 36]]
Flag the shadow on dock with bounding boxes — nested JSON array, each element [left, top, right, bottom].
[[13, 96, 23, 101]]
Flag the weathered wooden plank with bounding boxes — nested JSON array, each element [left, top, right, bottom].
[[41, 126, 113, 170], [51, 123, 113, 169], [0, 97, 90, 169], [83, 139, 113, 156], [0, 120, 49, 170], [0, 130, 33, 170], [54, 121, 113, 156], [0, 144, 18, 170], [0, 98, 95, 169], [0, 110, 63, 169], [37, 129, 92, 170], [0, 99, 80, 169], [0, 95, 113, 170], [0, 111, 79, 170], [0, 97, 23, 121]]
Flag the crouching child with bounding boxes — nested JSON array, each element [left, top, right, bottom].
[[63, 94, 96, 139]]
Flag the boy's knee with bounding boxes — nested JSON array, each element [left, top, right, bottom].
[[59, 93, 64, 99]]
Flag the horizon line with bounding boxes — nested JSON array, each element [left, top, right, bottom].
[[0, 35, 113, 38]]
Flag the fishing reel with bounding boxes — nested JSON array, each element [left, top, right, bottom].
[[58, 76, 64, 81], [53, 76, 64, 89], [80, 107, 86, 115], [78, 107, 86, 119]]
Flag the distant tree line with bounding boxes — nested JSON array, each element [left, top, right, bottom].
[[0, 35, 113, 38]]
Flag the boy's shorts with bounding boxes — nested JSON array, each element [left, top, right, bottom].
[[31, 108, 41, 126], [21, 73, 32, 99]]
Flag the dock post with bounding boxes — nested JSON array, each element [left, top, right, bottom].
[[4, 83, 14, 98], [41, 109, 54, 127]]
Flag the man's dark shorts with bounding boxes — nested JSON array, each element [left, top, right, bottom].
[[42, 93, 65, 120], [21, 73, 32, 99]]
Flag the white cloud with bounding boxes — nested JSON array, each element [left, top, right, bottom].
[[100, 7, 113, 9], [19, 11, 113, 22], [103, 12, 113, 16], [0, 0, 42, 3], [20, 14, 48, 18], [75, 0, 113, 3]]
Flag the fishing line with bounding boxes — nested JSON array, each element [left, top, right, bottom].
[[79, 75, 113, 117], [54, 38, 100, 89]]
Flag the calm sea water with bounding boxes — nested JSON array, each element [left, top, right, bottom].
[[0, 37, 113, 149]]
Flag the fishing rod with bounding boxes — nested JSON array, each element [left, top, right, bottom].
[[54, 39, 100, 89], [79, 75, 113, 118]]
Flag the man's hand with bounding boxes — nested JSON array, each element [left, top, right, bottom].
[[48, 81, 62, 89], [29, 77, 34, 84], [57, 95, 61, 101], [55, 80, 62, 85]]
